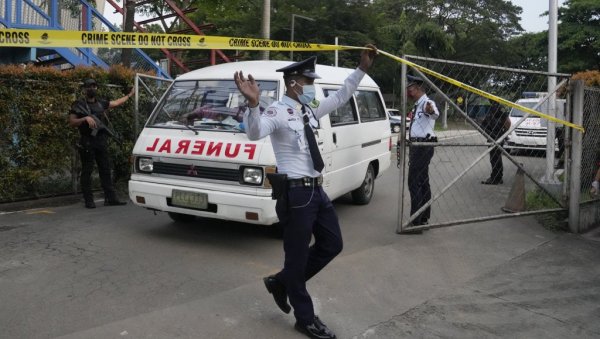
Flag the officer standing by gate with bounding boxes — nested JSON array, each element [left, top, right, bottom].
[[69, 78, 133, 209], [234, 45, 377, 339], [407, 75, 439, 228]]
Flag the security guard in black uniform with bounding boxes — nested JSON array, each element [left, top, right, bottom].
[[68, 78, 134, 209], [234, 45, 377, 339]]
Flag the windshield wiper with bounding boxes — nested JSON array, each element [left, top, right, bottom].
[[197, 121, 241, 130], [183, 122, 198, 135]]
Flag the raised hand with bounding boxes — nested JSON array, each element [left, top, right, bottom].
[[234, 71, 259, 108], [359, 44, 378, 72], [425, 101, 435, 114]]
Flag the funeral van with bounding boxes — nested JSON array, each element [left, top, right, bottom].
[[128, 60, 392, 225]]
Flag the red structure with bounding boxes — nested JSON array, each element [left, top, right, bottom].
[[105, 0, 233, 73]]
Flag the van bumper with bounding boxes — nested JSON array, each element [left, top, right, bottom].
[[505, 135, 559, 151], [128, 180, 278, 225]]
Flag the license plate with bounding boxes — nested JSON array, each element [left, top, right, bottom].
[[523, 119, 539, 127], [171, 190, 208, 210]]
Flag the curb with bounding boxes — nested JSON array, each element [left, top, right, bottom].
[[0, 194, 83, 213]]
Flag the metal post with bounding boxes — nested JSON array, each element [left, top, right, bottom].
[[134, 74, 139, 136], [50, 0, 59, 27], [568, 80, 584, 233], [15, 0, 22, 24], [545, 0, 559, 183], [290, 14, 295, 61], [290, 14, 315, 61], [5, 0, 12, 26], [334, 37, 338, 67], [261, 0, 270, 60], [396, 61, 408, 234]]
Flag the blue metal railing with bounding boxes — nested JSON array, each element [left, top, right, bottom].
[[0, 0, 170, 78]]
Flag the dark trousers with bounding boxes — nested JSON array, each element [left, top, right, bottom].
[[489, 145, 503, 182], [274, 186, 343, 326], [79, 136, 117, 202], [408, 146, 434, 224]]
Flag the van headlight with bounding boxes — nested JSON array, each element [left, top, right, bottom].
[[137, 157, 154, 173], [240, 166, 263, 185]]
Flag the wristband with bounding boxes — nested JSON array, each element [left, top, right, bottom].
[[592, 181, 599, 190]]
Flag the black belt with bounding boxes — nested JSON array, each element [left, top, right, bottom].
[[288, 176, 323, 188], [410, 136, 437, 142]]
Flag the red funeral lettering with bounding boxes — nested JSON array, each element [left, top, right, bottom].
[[191, 140, 206, 155], [207, 142, 223, 156], [146, 137, 159, 151], [175, 139, 191, 154], [158, 139, 172, 153], [225, 143, 241, 158], [244, 144, 256, 160]]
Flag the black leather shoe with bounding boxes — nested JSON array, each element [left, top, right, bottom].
[[104, 199, 127, 206], [295, 316, 337, 339], [85, 200, 96, 209], [263, 275, 290, 314], [481, 178, 503, 185]]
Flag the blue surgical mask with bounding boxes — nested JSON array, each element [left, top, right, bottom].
[[297, 84, 316, 105]]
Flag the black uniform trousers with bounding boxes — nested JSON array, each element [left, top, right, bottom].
[[489, 145, 504, 182], [79, 135, 118, 202], [274, 185, 343, 326], [408, 145, 434, 224]]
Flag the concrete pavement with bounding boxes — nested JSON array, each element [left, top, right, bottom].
[[53, 217, 600, 339]]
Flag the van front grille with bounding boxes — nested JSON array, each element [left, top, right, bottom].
[[515, 128, 547, 138], [153, 162, 240, 182]]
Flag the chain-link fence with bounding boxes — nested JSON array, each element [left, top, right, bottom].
[[580, 86, 600, 203], [397, 55, 573, 232]]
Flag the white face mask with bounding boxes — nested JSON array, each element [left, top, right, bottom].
[[291, 81, 316, 105], [298, 84, 316, 104]]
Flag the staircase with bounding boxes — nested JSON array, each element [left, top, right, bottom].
[[0, 0, 170, 78]]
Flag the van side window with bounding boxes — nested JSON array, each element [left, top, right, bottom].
[[323, 88, 358, 126], [355, 90, 386, 122]]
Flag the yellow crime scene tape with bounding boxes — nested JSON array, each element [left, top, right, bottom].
[[0, 29, 581, 131], [378, 50, 583, 132], [0, 28, 344, 51]]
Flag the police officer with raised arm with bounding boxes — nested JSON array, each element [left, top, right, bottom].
[[234, 45, 377, 339], [406, 75, 439, 229]]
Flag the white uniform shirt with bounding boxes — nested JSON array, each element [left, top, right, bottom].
[[244, 68, 365, 178], [409, 93, 439, 139]]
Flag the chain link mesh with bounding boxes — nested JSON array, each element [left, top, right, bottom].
[[400, 56, 571, 229], [580, 87, 600, 203]]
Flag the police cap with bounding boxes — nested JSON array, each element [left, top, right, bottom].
[[406, 75, 424, 88], [276, 56, 321, 79], [82, 78, 97, 88]]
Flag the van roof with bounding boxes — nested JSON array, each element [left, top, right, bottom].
[[176, 60, 380, 88]]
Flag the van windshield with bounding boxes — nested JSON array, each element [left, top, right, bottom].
[[510, 101, 539, 118], [147, 80, 278, 132]]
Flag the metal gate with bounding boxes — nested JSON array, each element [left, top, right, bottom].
[[396, 56, 572, 233], [132, 74, 173, 136]]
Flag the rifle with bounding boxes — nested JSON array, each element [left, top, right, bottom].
[[74, 101, 120, 141]]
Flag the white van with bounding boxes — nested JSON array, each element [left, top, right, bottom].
[[504, 93, 564, 153], [128, 61, 392, 225]]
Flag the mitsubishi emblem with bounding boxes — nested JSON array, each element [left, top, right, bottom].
[[187, 165, 198, 176]]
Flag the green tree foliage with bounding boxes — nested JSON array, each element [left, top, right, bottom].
[[558, 0, 600, 72]]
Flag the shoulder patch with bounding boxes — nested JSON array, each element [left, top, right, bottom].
[[308, 99, 320, 108], [263, 109, 277, 117]]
